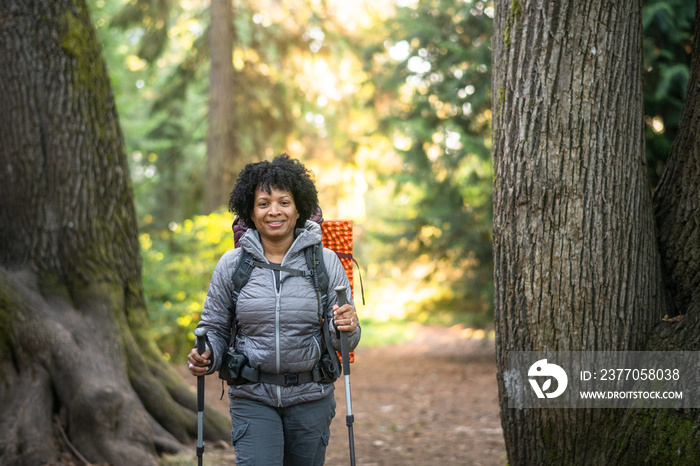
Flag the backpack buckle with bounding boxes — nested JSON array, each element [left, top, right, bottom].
[[283, 373, 299, 386]]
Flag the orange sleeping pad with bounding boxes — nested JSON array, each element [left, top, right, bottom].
[[322, 219, 357, 363]]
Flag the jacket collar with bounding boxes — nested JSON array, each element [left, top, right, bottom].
[[238, 220, 322, 263]]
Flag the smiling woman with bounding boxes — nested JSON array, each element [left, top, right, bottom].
[[188, 153, 361, 465], [250, 187, 300, 261], [228, 154, 320, 234]]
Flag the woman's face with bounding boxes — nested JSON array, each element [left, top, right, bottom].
[[251, 186, 300, 242]]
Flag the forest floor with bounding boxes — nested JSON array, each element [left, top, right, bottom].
[[165, 324, 507, 466]]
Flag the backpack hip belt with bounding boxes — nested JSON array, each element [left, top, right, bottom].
[[230, 363, 325, 387]]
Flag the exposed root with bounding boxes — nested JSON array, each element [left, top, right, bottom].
[[54, 415, 92, 466]]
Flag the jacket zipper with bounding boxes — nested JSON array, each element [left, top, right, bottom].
[[273, 269, 283, 406]]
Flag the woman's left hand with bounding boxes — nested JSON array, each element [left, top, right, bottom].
[[333, 303, 358, 332]]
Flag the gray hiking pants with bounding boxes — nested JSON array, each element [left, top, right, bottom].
[[229, 393, 336, 465]]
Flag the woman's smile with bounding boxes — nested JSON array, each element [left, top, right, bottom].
[[251, 186, 300, 243]]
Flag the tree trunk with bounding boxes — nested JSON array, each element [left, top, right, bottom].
[[204, 0, 240, 213], [604, 4, 700, 462], [0, 1, 229, 464], [492, 0, 673, 464], [652, 2, 700, 322]]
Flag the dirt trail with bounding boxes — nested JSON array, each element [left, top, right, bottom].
[[170, 324, 507, 465]]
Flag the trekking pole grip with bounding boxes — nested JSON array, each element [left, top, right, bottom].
[[194, 328, 207, 410], [334, 286, 352, 374], [195, 327, 207, 356]]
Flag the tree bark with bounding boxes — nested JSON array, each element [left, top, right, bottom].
[[0, 1, 229, 464], [604, 4, 700, 462], [603, 5, 700, 461], [652, 2, 700, 322], [204, 0, 240, 213], [492, 0, 673, 464]]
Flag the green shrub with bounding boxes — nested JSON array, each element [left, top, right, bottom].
[[141, 210, 235, 362]]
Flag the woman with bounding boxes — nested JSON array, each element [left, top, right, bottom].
[[187, 154, 360, 465]]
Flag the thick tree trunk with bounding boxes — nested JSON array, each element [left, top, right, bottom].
[[0, 1, 229, 464], [604, 5, 700, 462], [492, 1, 671, 464], [652, 2, 700, 322], [204, 0, 240, 213], [647, 0, 700, 351]]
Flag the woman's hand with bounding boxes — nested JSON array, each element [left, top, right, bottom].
[[333, 303, 358, 332], [187, 347, 211, 377]]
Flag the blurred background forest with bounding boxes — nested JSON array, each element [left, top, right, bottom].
[[86, 0, 693, 362]]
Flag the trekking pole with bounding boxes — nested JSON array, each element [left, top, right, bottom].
[[194, 327, 207, 466], [335, 286, 356, 466]]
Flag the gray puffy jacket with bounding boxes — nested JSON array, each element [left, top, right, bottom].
[[197, 220, 361, 407]]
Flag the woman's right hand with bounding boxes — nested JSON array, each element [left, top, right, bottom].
[[187, 347, 211, 377]]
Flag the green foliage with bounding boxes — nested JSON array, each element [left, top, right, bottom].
[[110, 0, 170, 62], [642, 0, 695, 187], [90, 0, 365, 231], [140, 210, 235, 361], [365, 0, 494, 321], [89, 0, 210, 231]]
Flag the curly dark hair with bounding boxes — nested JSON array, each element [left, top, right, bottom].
[[228, 153, 319, 230]]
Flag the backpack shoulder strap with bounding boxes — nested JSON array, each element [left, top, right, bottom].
[[231, 248, 255, 307], [223, 248, 257, 357], [307, 243, 341, 380], [306, 243, 329, 309]]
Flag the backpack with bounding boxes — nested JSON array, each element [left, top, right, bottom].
[[218, 240, 342, 386]]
